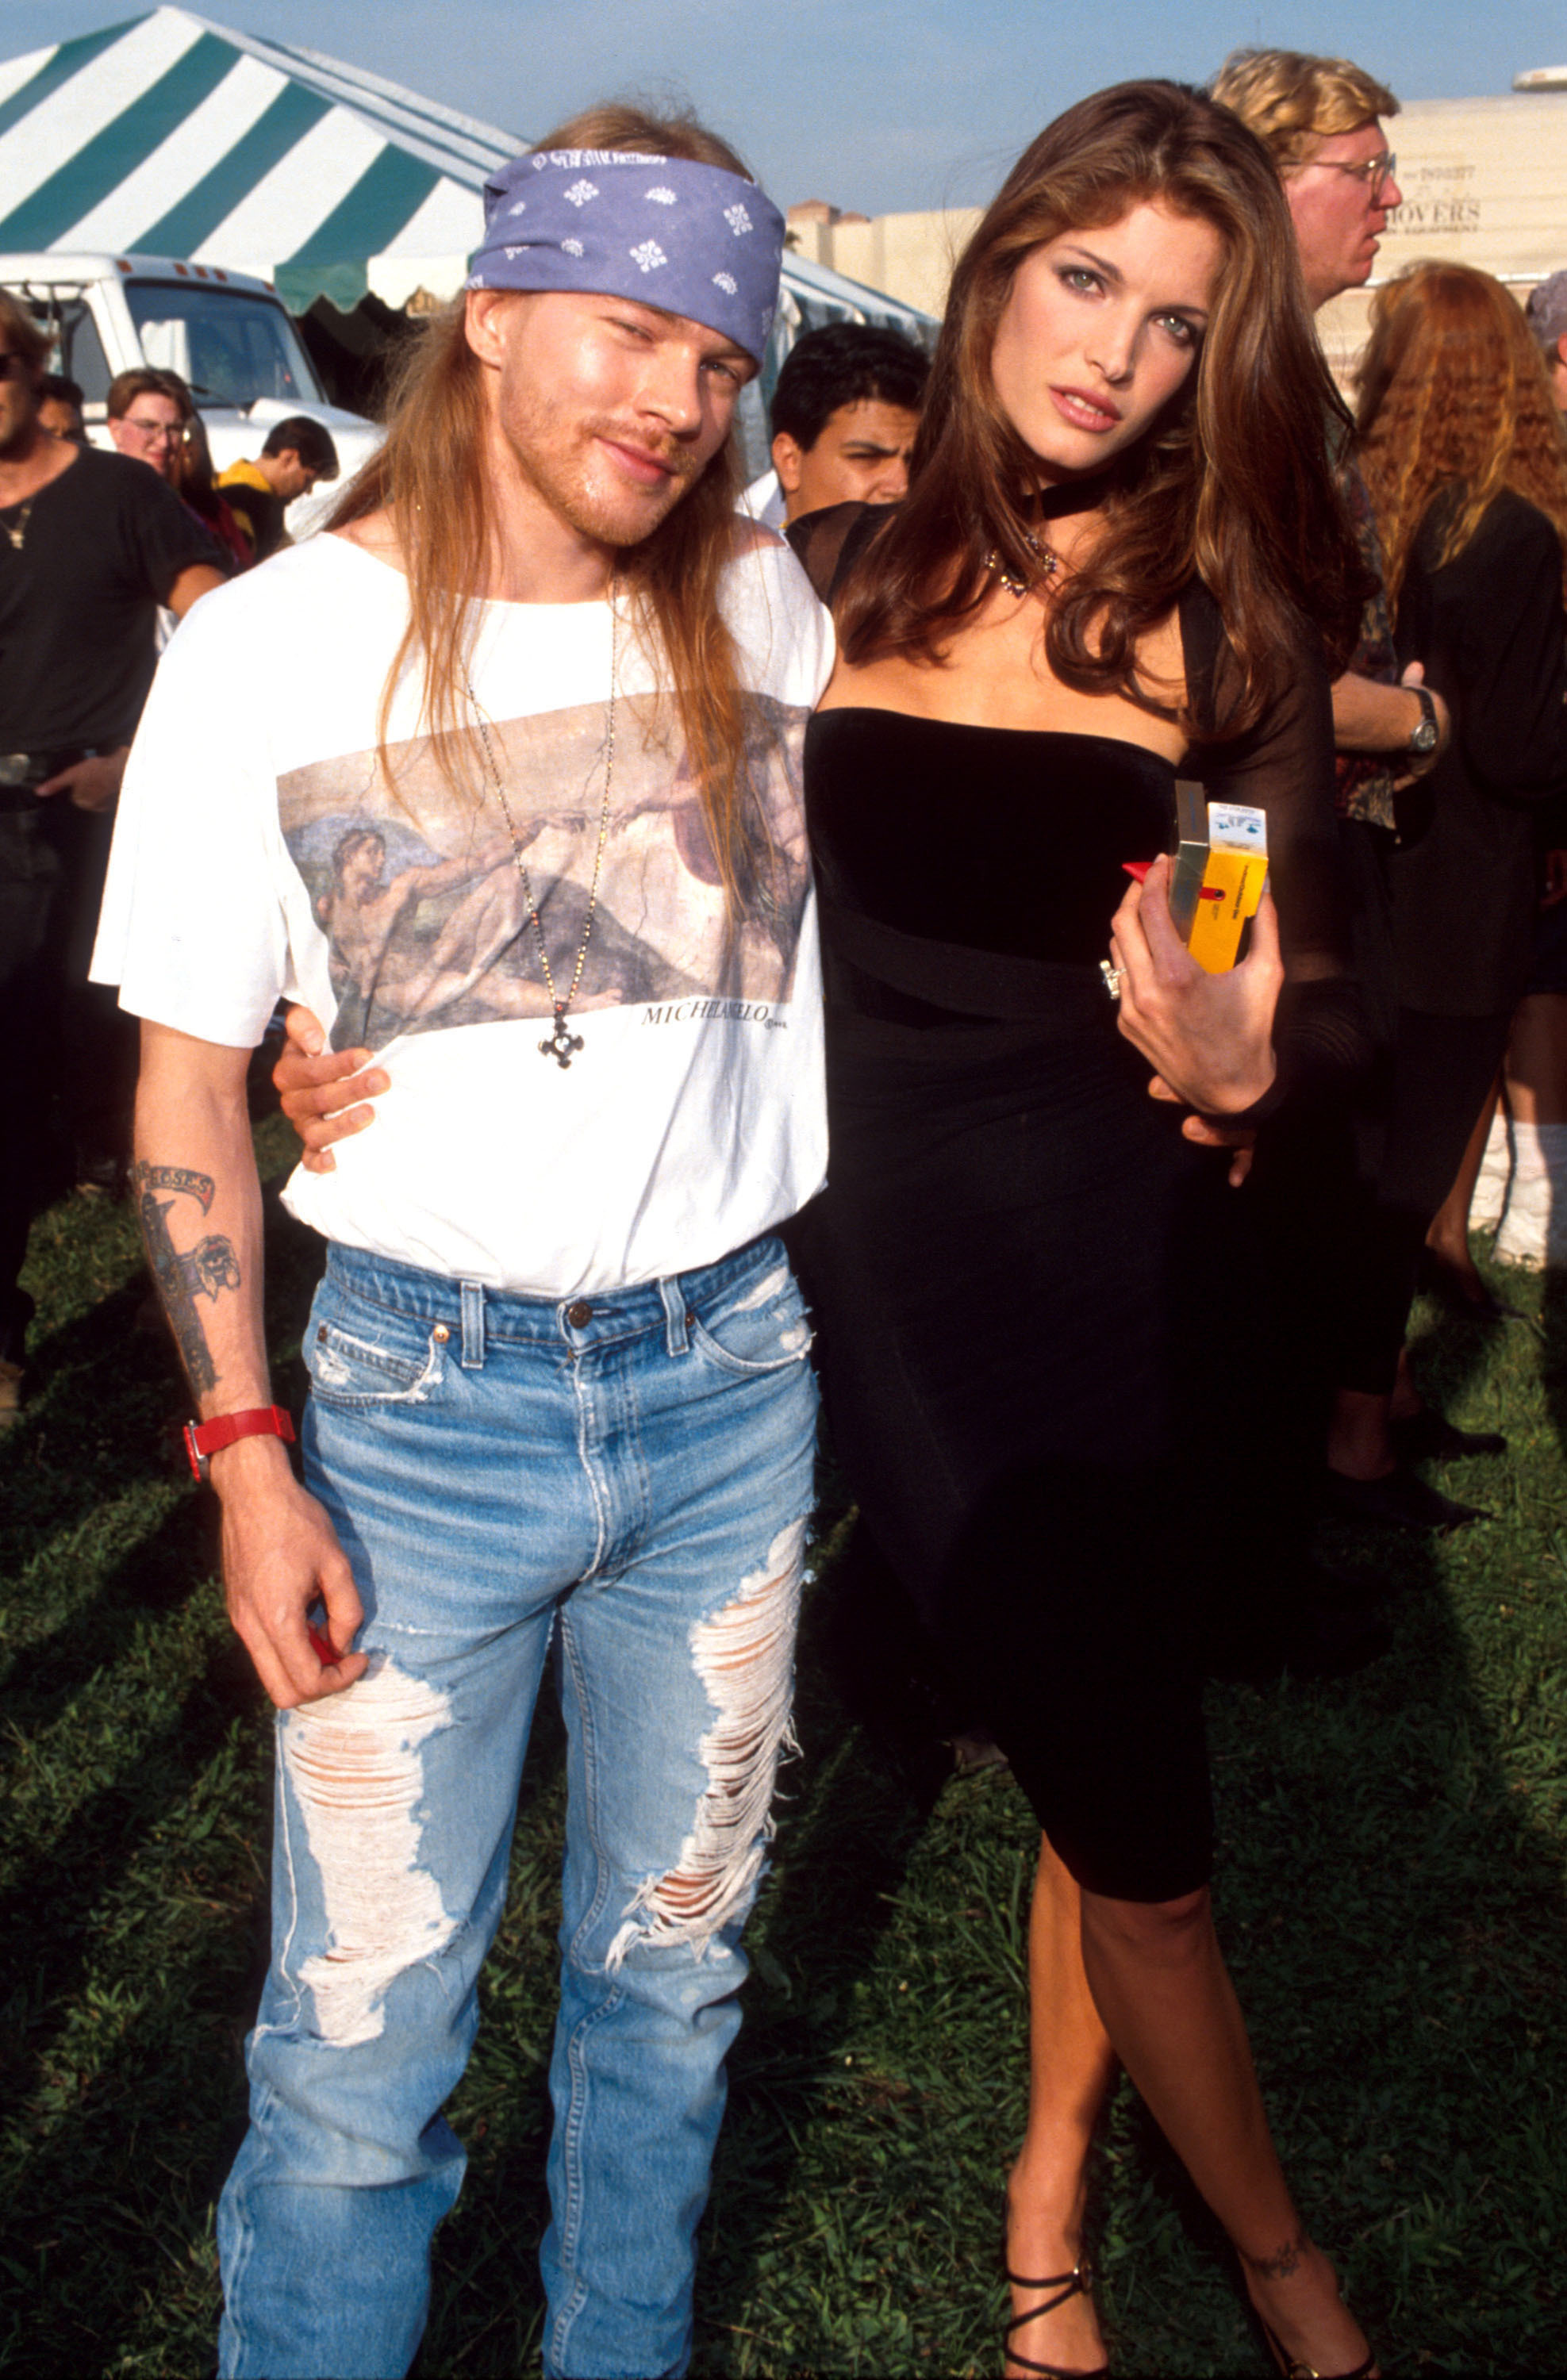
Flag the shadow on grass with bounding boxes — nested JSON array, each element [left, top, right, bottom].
[[6, 1154, 1565, 2375]]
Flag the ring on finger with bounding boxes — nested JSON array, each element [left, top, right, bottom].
[[1100, 959, 1123, 1003]]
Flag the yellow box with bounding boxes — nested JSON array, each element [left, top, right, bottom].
[[1187, 849, 1268, 974]]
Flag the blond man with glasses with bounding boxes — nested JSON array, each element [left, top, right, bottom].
[[106, 369, 187, 485]]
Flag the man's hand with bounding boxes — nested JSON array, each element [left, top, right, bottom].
[[275, 1005, 386, 1174], [213, 1435, 368, 1707], [1330, 660, 1450, 778], [1109, 854, 1281, 1120], [36, 748, 128, 812]]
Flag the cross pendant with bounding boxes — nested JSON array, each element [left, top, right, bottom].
[[540, 1012, 585, 1068]]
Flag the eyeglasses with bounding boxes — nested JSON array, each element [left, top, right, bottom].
[[122, 415, 185, 443], [1310, 150, 1397, 198]]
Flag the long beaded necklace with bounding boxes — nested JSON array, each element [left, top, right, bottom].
[[466, 594, 618, 1069]]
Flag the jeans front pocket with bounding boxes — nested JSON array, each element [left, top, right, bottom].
[[689, 1251, 814, 1379], [304, 1288, 448, 1411]]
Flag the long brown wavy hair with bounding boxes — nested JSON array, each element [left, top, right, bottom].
[[1355, 263, 1567, 606], [328, 105, 766, 916], [837, 80, 1366, 735]]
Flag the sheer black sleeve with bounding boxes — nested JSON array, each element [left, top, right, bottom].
[[1180, 582, 1371, 1119], [785, 501, 893, 606]]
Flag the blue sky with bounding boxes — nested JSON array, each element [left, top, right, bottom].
[[1, 0, 1563, 213]]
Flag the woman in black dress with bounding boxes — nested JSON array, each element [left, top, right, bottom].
[[790, 83, 1377, 2378], [1323, 263, 1567, 1502]]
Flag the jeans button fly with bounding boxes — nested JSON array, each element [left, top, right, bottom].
[[567, 1300, 593, 1328]]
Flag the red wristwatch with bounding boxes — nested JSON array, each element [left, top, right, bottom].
[[184, 1405, 295, 1482]]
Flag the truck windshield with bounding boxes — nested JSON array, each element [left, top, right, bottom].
[[125, 282, 324, 408]]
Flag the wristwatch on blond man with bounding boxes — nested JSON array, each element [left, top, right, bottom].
[[1407, 685, 1440, 757]]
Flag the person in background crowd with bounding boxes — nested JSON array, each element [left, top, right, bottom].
[[0, 296, 222, 1423], [216, 414, 339, 560], [105, 367, 185, 483], [36, 372, 85, 443], [741, 321, 927, 529], [170, 402, 253, 573], [1427, 271, 1567, 1279], [1343, 264, 1567, 1448], [1215, 48, 1504, 1530], [1526, 267, 1567, 412], [92, 106, 832, 2380], [1211, 51, 1450, 789]]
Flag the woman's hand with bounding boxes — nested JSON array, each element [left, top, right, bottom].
[[1108, 853, 1281, 1135], [273, 1007, 386, 1176]]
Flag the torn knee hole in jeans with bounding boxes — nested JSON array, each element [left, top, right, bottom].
[[281, 1657, 459, 2048], [606, 1521, 805, 1969]]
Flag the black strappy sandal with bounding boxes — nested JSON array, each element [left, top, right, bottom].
[[1255, 2315, 1378, 2380], [1002, 2258, 1111, 2378]]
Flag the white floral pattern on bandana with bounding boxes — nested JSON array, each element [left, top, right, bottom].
[[469, 151, 785, 363]]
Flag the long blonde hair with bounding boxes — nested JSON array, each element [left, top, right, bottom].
[[327, 105, 767, 916], [1356, 263, 1567, 605]]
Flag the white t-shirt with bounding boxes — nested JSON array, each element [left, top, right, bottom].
[[94, 532, 835, 1297]]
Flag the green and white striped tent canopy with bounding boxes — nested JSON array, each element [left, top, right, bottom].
[[0, 4, 935, 351]]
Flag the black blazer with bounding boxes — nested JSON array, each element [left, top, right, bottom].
[[1391, 486, 1567, 1015]]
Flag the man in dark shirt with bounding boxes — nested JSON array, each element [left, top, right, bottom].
[[0, 290, 224, 1422]]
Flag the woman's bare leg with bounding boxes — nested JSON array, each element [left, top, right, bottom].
[[1079, 1885, 1374, 2374], [1424, 1077, 1502, 1296], [1004, 1835, 1116, 2374]]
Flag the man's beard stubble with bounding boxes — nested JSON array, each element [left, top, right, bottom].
[[500, 382, 713, 552]]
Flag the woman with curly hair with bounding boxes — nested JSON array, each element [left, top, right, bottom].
[[1323, 263, 1567, 1511], [790, 79, 1378, 2379]]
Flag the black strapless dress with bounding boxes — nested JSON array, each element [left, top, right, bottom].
[[790, 565, 1367, 1901]]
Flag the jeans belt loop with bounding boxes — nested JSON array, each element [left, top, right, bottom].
[[459, 1280, 486, 1369], [658, 1275, 690, 1358]]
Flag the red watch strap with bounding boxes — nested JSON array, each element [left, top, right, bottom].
[[184, 1404, 295, 1480]]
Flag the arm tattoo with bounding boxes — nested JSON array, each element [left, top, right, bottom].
[[131, 1161, 243, 1400]]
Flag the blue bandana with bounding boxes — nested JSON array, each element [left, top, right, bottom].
[[466, 149, 785, 363]]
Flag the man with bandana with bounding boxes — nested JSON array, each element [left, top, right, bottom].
[[92, 110, 831, 2380]]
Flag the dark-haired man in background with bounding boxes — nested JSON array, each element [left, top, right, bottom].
[[743, 319, 926, 528], [217, 413, 340, 559]]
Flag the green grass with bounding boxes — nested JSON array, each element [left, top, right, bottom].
[[3, 1119, 1565, 2375]]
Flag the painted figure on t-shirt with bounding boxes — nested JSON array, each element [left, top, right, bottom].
[[282, 694, 810, 1050]]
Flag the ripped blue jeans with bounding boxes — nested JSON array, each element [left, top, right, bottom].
[[217, 1234, 817, 2380]]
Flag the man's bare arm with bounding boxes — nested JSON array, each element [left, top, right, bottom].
[[136, 1018, 367, 1706], [167, 562, 226, 617], [1331, 660, 1450, 767]]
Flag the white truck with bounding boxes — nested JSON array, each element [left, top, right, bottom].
[[0, 251, 382, 536]]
